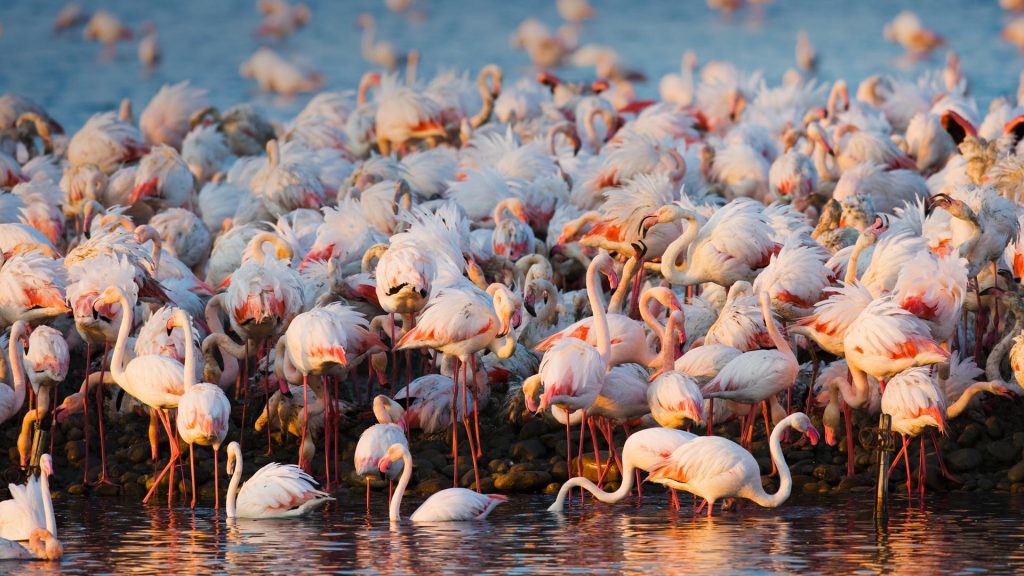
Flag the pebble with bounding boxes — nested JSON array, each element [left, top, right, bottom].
[[570, 452, 619, 483], [985, 416, 1004, 439], [986, 440, 1017, 464], [947, 448, 983, 472], [957, 424, 983, 447], [413, 477, 447, 496], [66, 483, 85, 495], [813, 464, 841, 485], [493, 470, 551, 492], [1008, 461, 1024, 483], [511, 438, 547, 461]]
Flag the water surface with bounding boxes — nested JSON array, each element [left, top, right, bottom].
[[14, 492, 1024, 574]]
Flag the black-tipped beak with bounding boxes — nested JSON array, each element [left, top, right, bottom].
[[637, 214, 658, 237]]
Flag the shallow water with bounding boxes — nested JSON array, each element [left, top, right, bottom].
[[8, 491, 1024, 574], [0, 0, 1019, 131]]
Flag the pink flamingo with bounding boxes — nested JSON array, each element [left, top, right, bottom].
[[225, 441, 333, 519]]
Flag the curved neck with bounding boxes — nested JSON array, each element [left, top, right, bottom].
[[8, 323, 27, 412], [660, 213, 700, 286], [470, 68, 497, 129], [838, 364, 870, 408], [947, 382, 996, 419], [659, 312, 682, 372], [535, 279, 559, 325], [760, 292, 792, 357], [226, 448, 242, 519], [987, 311, 1022, 381], [638, 289, 668, 341], [812, 139, 838, 182], [745, 417, 794, 507], [180, 315, 196, 391], [845, 237, 872, 285], [587, 258, 611, 367], [549, 452, 634, 511], [389, 446, 414, 523], [109, 292, 133, 386], [41, 467, 55, 537]]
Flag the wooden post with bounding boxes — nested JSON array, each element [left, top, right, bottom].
[[874, 413, 892, 522]]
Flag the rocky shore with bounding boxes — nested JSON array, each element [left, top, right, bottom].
[[5, 362, 1024, 505]]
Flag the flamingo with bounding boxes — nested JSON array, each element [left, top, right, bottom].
[[16, 325, 69, 467], [67, 100, 148, 174], [171, 309, 231, 509], [548, 427, 696, 512], [646, 413, 820, 516], [703, 289, 799, 451], [378, 443, 508, 523], [647, 310, 704, 430], [96, 284, 186, 505], [354, 395, 408, 513], [0, 248, 68, 329], [884, 11, 944, 57], [356, 13, 404, 71], [0, 322, 28, 427], [225, 441, 333, 520], [0, 454, 57, 542]]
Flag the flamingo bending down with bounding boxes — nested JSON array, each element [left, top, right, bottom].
[[172, 309, 231, 509], [646, 413, 820, 516], [0, 529, 63, 561], [378, 443, 508, 523], [354, 396, 408, 514], [548, 427, 696, 512], [225, 441, 333, 519]]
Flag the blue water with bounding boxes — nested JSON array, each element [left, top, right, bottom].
[[0, 0, 1018, 131]]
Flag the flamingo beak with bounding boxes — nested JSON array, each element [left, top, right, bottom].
[[377, 457, 393, 475], [806, 425, 821, 446]]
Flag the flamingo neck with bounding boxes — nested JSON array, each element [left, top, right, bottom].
[[845, 236, 873, 285], [986, 312, 1022, 381], [40, 468, 55, 538], [837, 365, 870, 408], [760, 292, 792, 357], [745, 416, 795, 508], [226, 447, 242, 519], [658, 311, 682, 372], [181, 315, 196, 392], [8, 323, 27, 413], [548, 452, 634, 511], [638, 289, 667, 342], [109, 293, 133, 387], [812, 139, 838, 182], [947, 382, 996, 419], [659, 212, 700, 286], [389, 446, 414, 523], [587, 257, 611, 367]]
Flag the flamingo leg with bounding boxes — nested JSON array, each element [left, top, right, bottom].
[[806, 348, 819, 416], [565, 411, 572, 502], [323, 376, 331, 490], [48, 383, 57, 457], [299, 374, 309, 471], [887, 435, 909, 480], [149, 409, 160, 461], [470, 355, 482, 458], [918, 435, 927, 500], [762, 401, 776, 476], [588, 417, 604, 488], [143, 409, 180, 505], [930, 430, 959, 483], [261, 342, 272, 456], [841, 400, 855, 477], [451, 357, 460, 488], [577, 409, 587, 508], [903, 435, 912, 497], [365, 477, 371, 515], [214, 447, 220, 510], [83, 343, 91, 485], [974, 275, 982, 364], [461, 400, 480, 490], [707, 398, 714, 436], [94, 343, 115, 486], [189, 443, 197, 508], [670, 489, 680, 512]]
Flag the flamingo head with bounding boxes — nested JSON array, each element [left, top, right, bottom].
[[40, 454, 53, 476], [789, 412, 820, 445], [593, 251, 618, 290], [377, 443, 406, 474]]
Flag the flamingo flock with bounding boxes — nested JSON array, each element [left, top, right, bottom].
[[3, 0, 1024, 564]]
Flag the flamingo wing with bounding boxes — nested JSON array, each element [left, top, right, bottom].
[[236, 462, 331, 518], [410, 488, 508, 522]]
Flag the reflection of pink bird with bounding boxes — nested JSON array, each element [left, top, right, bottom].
[[647, 413, 819, 516]]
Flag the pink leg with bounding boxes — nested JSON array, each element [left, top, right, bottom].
[[903, 435, 912, 497], [83, 343, 91, 485], [94, 343, 115, 485], [707, 398, 714, 436], [841, 400, 855, 477], [588, 417, 604, 488], [577, 410, 587, 508], [930, 430, 959, 482], [299, 374, 309, 470], [214, 448, 220, 510], [323, 377, 331, 490], [762, 401, 776, 475], [190, 443, 197, 508], [365, 478, 371, 515], [670, 489, 680, 512], [887, 435, 909, 480], [143, 410, 180, 505], [918, 435, 926, 500], [469, 355, 483, 458], [451, 358, 461, 488]]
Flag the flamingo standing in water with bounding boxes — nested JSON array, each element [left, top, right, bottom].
[[95, 285, 185, 505], [354, 395, 408, 513], [647, 413, 820, 516], [172, 309, 231, 509], [0, 453, 57, 541], [396, 280, 519, 489], [548, 427, 696, 512], [224, 441, 333, 519], [377, 443, 508, 523], [16, 324, 69, 466]]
